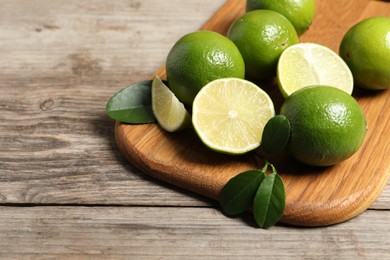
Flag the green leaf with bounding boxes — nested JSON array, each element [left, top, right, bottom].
[[106, 80, 156, 123], [220, 170, 265, 216], [260, 115, 290, 155], [253, 171, 286, 228]]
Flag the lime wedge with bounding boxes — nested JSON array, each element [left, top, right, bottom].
[[151, 75, 191, 132], [277, 43, 354, 97], [192, 78, 275, 155]]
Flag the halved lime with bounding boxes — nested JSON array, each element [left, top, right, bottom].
[[277, 43, 354, 97], [192, 78, 275, 155], [151, 75, 191, 132]]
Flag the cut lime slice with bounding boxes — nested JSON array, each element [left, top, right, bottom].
[[151, 75, 191, 132], [277, 43, 354, 97], [192, 78, 275, 155]]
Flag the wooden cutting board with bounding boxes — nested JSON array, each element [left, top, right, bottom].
[[115, 0, 390, 226]]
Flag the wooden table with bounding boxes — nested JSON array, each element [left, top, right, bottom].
[[0, 0, 389, 258]]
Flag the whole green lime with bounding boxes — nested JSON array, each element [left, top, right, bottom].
[[166, 30, 245, 105], [246, 0, 316, 35], [339, 16, 390, 90], [280, 86, 367, 166], [227, 10, 299, 81]]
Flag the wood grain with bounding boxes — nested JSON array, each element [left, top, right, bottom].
[[0, 0, 388, 258], [0, 0, 387, 208], [0, 0, 226, 206], [116, 0, 390, 226], [0, 206, 389, 259]]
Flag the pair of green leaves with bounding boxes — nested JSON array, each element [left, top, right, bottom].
[[218, 115, 289, 228], [219, 162, 286, 229]]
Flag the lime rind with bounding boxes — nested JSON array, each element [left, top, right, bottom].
[[339, 17, 390, 90], [151, 75, 191, 132], [280, 85, 367, 166], [277, 42, 354, 97]]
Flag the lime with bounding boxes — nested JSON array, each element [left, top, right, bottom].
[[151, 75, 191, 132], [227, 10, 299, 81], [280, 86, 367, 166], [192, 78, 275, 155], [166, 30, 245, 105], [339, 16, 390, 90], [246, 0, 316, 35], [277, 43, 354, 97]]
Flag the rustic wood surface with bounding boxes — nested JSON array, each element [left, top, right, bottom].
[[0, 0, 389, 258], [116, 0, 390, 227]]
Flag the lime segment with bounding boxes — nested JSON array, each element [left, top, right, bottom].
[[277, 43, 354, 97], [151, 75, 191, 132], [192, 78, 275, 155]]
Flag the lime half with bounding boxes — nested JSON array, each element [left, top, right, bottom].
[[277, 43, 353, 97], [192, 78, 275, 155], [151, 75, 191, 132]]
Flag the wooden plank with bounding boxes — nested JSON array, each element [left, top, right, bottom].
[[0, 206, 389, 259], [0, 207, 390, 259], [0, 77, 209, 206], [0, 0, 226, 80], [0, 0, 224, 206]]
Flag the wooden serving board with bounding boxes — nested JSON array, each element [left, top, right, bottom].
[[116, 0, 390, 226]]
